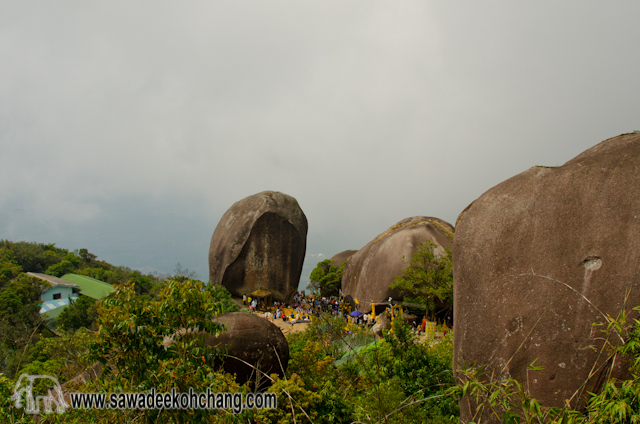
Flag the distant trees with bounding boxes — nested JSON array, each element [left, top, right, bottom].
[[0, 247, 22, 288], [390, 240, 453, 315], [172, 262, 199, 282], [0, 241, 67, 274], [78, 248, 97, 262], [309, 259, 345, 297], [44, 252, 79, 277]]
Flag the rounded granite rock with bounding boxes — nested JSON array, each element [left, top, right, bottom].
[[209, 312, 289, 390], [453, 131, 640, 420], [341, 216, 454, 312], [163, 312, 289, 391], [329, 250, 357, 269], [209, 191, 307, 303]]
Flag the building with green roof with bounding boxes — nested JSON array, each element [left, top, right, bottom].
[[60, 273, 114, 300]]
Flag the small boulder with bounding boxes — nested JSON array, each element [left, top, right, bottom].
[[210, 312, 289, 390], [163, 312, 289, 390]]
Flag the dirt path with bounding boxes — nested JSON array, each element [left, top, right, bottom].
[[255, 313, 309, 335], [232, 298, 310, 336]]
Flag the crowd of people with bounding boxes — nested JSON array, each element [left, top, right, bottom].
[[240, 291, 448, 337], [242, 291, 355, 325]]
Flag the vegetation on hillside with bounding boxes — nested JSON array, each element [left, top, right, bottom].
[[0, 240, 170, 381], [2, 240, 640, 423], [256, 314, 458, 424]]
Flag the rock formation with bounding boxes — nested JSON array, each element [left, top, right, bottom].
[[330, 250, 357, 269], [453, 132, 640, 420], [209, 191, 307, 303], [210, 313, 289, 390], [342, 216, 454, 312], [163, 312, 289, 391]]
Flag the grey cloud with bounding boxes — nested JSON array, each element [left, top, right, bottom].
[[1, 1, 639, 286]]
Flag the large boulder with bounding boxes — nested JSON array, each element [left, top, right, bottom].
[[453, 132, 640, 420], [209, 191, 308, 303], [330, 250, 357, 269], [342, 216, 454, 312], [163, 313, 289, 391]]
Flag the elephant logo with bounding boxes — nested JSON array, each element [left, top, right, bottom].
[[10, 374, 69, 414]]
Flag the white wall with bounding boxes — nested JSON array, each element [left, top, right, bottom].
[[41, 286, 75, 302]]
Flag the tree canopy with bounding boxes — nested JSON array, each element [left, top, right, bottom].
[[57, 295, 98, 332], [309, 259, 345, 297], [390, 240, 453, 315]]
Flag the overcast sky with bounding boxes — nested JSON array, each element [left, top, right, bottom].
[[1, 1, 639, 287]]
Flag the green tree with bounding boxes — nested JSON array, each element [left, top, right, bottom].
[[205, 282, 240, 313], [0, 240, 69, 273], [309, 259, 345, 297], [22, 328, 95, 383], [44, 259, 75, 277], [0, 247, 22, 288], [57, 295, 98, 331], [88, 279, 239, 423], [390, 240, 453, 315], [78, 248, 97, 262], [0, 274, 49, 377]]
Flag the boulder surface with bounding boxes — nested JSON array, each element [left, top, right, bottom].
[[342, 216, 454, 312], [209, 191, 307, 303], [163, 312, 289, 391], [330, 250, 357, 269], [210, 312, 289, 390], [453, 132, 640, 420]]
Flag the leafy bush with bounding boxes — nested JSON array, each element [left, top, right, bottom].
[[57, 296, 98, 332], [280, 312, 458, 423], [86, 279, 241, 423], [205, 282, 239, 313], [0, 274, 50, 378], [253, 373, 323, 424]]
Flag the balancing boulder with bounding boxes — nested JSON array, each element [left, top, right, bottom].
[[453, 132, 640, 421], [209, 191, 307, 303], [342, 216, 454, 312]]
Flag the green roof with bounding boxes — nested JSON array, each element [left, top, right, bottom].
[[43, 304, 68, 321], [60, 274, 114, 300], [42, 304, 69, 331]]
